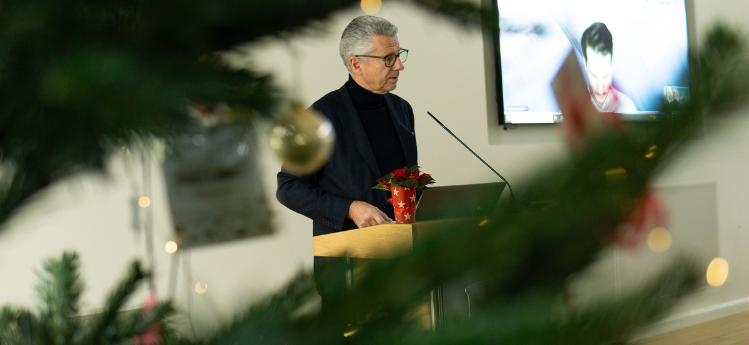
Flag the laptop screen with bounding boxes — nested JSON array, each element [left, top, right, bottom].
[[416, 182, 506, 221]]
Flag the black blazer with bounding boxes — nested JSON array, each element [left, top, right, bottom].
[[276, 83, 418, 237]]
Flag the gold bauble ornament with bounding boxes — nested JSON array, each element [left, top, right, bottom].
[[270, 102, 335, 174]]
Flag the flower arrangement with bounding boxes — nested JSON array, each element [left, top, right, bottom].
[[372, 165, 435, 224], [372, 165, 434, 192]]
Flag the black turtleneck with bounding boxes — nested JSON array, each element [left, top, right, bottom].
[[346, 76, 407, 177]]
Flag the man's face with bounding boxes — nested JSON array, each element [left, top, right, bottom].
[[354, 35, 404, 94], [584, 47, 613, 107]]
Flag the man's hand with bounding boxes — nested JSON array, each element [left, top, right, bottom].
[[347, 201, 393, 228]]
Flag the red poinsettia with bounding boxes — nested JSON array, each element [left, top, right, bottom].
[[418, 173, 432, 188], [373, 165, 435, 224], [372, 165, 435, 192], [393, 166, 409, 181]]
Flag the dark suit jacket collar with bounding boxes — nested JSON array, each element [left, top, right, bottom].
[[334, 83, 414, 177]]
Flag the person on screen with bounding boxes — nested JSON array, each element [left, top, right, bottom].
[[581, 22, 637, 113], [671, 88, 681, 105]]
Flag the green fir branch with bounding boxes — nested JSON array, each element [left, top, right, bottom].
[[37, 251, 84, 345], [1, 253, 172, 344], [204, 272, 324, 345], [405, 0, 490, 27], [0, 308, 44, 345], [0, 306, 24, 345], [111, 301, 174, 343], [77, 261, 147, 345], [362, 257, 700, 345]]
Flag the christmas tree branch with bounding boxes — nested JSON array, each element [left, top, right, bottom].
[[1, 253, 173, 344], [111, 301, 174, 343], [37, 252, 84, 345], [77, 261, 147, 345], [0, 307, 44, 345], [493, 257, 700, 345], [204, 272, 329, 345], [362, 257, 700, 345]]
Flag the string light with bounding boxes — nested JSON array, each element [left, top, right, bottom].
[[195, 282, 208, 294], [647, 227, 672, 253], [165, 241, 178, 254], [645, 145, 657, 158], [706, 257, 729, 287], [605, 167, 627, 180], [360, 0, 382, 14], [138, 196, 151, 208]]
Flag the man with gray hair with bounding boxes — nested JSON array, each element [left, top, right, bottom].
[[277, 15, 417, 315]]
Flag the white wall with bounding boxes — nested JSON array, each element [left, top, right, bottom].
[[1, 0, 749, 338]]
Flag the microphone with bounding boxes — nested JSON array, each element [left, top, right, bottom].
[[426, 111, 516, 207]]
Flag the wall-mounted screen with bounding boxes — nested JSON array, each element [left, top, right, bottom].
[[491, 0, 690, 124]]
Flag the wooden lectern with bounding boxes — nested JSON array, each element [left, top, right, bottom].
[[313, 219, 468, 329]]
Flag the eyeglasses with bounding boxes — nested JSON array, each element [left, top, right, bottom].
[[355, 49, 409, 67]]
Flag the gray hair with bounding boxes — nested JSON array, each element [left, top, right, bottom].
[[339, 16, 398, 74]]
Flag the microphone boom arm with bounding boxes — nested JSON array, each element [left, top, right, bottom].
[[426, 111, 515, 204]]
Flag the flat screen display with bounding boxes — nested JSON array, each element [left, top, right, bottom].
[[492, 0, 690, 124]]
